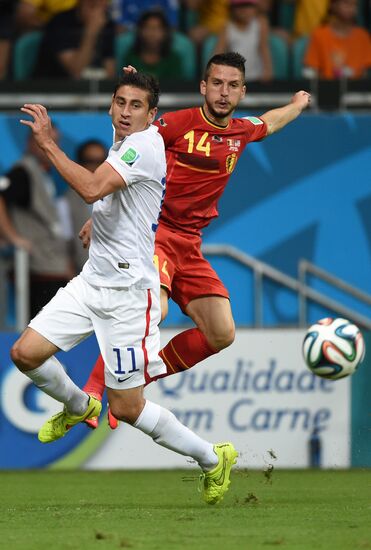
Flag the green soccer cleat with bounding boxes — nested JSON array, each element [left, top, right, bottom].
[[38, 395, 102, 443], [200, 442, 238, 505]]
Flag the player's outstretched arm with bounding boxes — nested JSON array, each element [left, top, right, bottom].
[[260, 91, 311, 135], [20, 104, 125, 203]]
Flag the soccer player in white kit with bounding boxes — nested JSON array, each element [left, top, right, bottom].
[[11, 72, 238, 505]]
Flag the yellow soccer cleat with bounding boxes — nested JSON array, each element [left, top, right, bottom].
[[200, 442, 238, 505], [38, 396, 102, 443]]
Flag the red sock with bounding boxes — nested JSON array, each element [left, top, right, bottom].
[[83, 354, 105, 400], [149, 328, 218, 384]]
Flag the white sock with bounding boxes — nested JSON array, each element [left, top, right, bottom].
[[24, 356, 89, 415], [134, 400, 218, 471]]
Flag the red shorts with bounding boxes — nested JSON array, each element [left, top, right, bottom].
[[154, 224, 229, 312]]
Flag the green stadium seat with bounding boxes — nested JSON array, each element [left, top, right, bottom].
[[278, 2, 295, 32], [292, 36, 309, 79], [172, 32, 196, 80], [269, 34, 289, 79], [13, 31, 43, 80], [115, 31, 135, 74], [357, 0, 366, 26], [201, 35, 217, 71], [115, 31, 196, 80]]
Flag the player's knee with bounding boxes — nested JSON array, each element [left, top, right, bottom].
[[109, 398, 145, 425], [207, 323, 235, 351], [10, 342, 35, 371]]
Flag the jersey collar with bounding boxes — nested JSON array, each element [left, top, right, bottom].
[[199, 107, 231, 130]]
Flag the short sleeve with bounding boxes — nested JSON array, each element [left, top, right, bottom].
[[241, 117, 268, 142], [105, 133, 155, 186], [154, 110, 191, 147]]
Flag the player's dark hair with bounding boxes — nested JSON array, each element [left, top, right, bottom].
[[204, 52, 246, 81], [76, 139, 107, 163], [113, 72, 160, 110]]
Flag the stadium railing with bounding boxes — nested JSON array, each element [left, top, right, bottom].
[[298, 259, 371, 328], [202, 244, 371, 331], [0, 78, 370, 112], [6, 244, 370, 332], [0, 248, 29, 331]]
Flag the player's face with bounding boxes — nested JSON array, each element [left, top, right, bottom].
[[200, 64, 246, 124], [110, 85, 157, 140]]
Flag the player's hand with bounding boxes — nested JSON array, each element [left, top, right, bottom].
[[122, 65, 137, 75], [291, 91, 311, 111], [79, 218, 92, 249], [20, 104, 54, 149]]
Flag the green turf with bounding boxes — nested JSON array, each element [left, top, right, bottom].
[[0, 469, 370, 550]]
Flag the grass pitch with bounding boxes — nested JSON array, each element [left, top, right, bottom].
[[0, 469, 370, 550]]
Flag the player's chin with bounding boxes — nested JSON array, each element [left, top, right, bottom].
[[213, 105, 234, 117]]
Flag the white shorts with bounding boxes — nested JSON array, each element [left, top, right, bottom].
[[29, 275, 166, 389]]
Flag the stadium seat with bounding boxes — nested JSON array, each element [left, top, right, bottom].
[[172, 32, 196, 80], [115, 31, 196, 80], [292, 36, 309, 79], [357, 0, 366, 26], [269, 34, 289, 79], [278, 2, 295, 32], [115, 31, 135, 74], [13, 31, 43, 80], [201, 35, 217, 71]]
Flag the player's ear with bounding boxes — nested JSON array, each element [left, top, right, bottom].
[[200, 80, 207, 97], [108, 94, 114, 116], [241, 84, 246, 99], [148, 107, 158, 125]]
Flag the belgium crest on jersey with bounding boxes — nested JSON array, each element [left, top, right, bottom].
[[226, 153, 237, 174]]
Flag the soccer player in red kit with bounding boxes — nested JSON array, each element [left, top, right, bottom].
[[83, 52, 311, 428]]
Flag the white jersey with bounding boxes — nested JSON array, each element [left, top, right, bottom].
[[81, 124, 166, 289]]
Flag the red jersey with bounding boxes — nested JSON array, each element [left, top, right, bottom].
[[153, 106, 267, 235]]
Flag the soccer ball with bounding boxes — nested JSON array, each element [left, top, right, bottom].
[[302, 317, 365, 380]]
